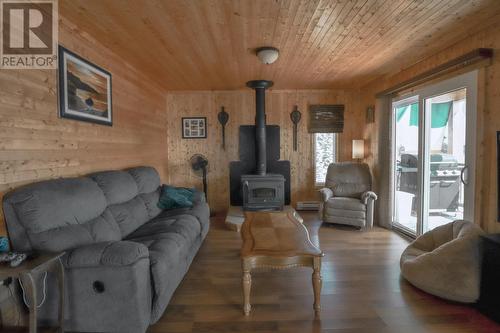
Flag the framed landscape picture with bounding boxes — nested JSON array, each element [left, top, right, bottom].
[[182, 117, 207, 139], [58, 46, 113, 126]]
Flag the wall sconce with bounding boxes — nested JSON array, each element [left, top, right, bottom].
[[352, 139, 364, 160]]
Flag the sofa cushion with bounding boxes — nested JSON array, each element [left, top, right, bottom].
[[64, 241, 149, 268], [154, 202, 210, 238], [125, 214, 178, 240], [28, 209, 121, 252], [128, 167, 161, 194], [127, 213, 204, 322], [108, 197, 150, 237], [128, 213, 202, 245], [6, 177, 107, 233], [89, 171, 138, 205], [325, 197, 366, 211], [139, 189, 162, 219]]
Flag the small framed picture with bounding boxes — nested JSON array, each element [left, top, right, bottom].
[[58, 46, 112, 126], [182, 117, 207, 139]]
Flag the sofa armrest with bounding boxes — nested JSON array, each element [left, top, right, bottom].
[[63, 241, 149, 268], [361, 191, 378, 204], [318, 188, 333, 202]]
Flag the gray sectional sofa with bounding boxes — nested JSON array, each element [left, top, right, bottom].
[[2, 166, 210, 333]]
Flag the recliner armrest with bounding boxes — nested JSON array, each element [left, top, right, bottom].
[[318, 188, 333, 202], [63, 241, 149, 268], [361, 191, 378, 204]]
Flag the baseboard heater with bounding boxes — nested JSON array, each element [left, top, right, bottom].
[[296, 201, 320, 211]]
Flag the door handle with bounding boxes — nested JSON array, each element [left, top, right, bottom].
[[460, 165, 469, 185]]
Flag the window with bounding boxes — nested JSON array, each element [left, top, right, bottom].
[[314, 133, 337, 185]]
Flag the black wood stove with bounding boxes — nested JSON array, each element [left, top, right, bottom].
[[230, 80, 287, 211]]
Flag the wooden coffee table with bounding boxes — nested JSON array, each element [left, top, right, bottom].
[[240, 207, 324, 315]]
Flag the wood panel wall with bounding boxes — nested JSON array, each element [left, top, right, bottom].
[[0, 17, 169, 236], [358, 20, 500, 233], [165, 89, 363, 213]]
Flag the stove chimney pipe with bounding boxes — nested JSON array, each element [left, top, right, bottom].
[[246, 80, 273, 176]]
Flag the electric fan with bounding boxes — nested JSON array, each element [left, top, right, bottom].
[[189, 154, 209, 199]]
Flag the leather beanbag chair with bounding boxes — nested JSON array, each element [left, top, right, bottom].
[[400, 220, 484, 303]]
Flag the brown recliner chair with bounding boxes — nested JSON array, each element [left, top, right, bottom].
[[319, 162, 377, 228]]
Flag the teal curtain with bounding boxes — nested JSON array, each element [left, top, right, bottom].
[[396, 103, 418, 126], [431, 101, 452, 128], [409, 103, 418, 126], [396, 101, 451, 128], [395, 106, 407, 122]]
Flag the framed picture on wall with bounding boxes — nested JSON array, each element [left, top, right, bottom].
[[58, 46, 113, 126], [182, 117, 207, 139]]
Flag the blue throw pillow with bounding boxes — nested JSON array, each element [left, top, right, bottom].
[[157, 185, 196, 210]]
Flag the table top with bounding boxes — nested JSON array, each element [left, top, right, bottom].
[[0, 252, 65, 279], [241, 207, 323, 258]]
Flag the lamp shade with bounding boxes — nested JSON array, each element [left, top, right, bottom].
[[352, 140, 364, 159]]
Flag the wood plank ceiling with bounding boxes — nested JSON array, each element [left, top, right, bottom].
[[60, 0, 500, 90]]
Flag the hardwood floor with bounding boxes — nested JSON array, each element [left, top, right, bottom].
[[149, 212, 500, 333]]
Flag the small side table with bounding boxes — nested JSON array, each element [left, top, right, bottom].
[[0, 252, 65, 333]]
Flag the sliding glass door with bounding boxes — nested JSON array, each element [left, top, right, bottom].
[[393, 97, 419, 234], [392, 71, 477, 236]]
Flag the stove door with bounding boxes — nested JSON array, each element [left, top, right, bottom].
[[242, 179, 284, 210]]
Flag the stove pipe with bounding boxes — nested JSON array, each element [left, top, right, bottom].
[[246, 80, 273, 176]]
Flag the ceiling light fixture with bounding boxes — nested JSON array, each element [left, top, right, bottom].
[[256, 47, 279, 64]]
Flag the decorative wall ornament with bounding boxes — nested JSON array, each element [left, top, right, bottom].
[[290, 105, 302, 151], [308, 104, 344, 133], [58, 46, 113, 126], [217, 106, 229, 150], [366, 105, 375, 123], [182, 117, 207, 139]]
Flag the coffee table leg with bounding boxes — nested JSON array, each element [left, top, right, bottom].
[[312, 257, 322, 314], [242, 259, 252, 315]]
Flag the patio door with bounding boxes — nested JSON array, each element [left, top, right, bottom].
[[391, 71, 477, 236]]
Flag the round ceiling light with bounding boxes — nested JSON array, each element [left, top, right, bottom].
[[256, 47, 279, 64]]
